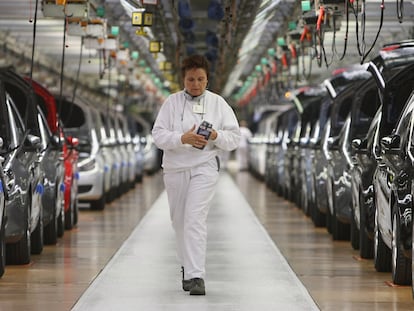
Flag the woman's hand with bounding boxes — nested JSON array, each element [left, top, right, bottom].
[[210, 129, 217, 140], [181, 125, 208, 148]]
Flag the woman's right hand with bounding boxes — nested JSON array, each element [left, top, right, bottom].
[[181, 124, 208, 148]]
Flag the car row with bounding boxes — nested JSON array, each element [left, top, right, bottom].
[[1, 67, 55, 272], [248, 40, 414, 295], [0, 67, 160, 277]]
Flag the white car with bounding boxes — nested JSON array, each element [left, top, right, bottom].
[[57, 97, 107, 210]]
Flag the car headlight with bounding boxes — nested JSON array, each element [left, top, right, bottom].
[[78, 158, 96, 172]]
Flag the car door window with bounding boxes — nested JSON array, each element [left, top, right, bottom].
[[6, 94, 25, 148], [37, 109, 51, 150]]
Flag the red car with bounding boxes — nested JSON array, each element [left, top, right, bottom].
[[26, 78, 79, 234], [61, 127, 79, 230]]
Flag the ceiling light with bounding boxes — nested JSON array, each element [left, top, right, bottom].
[[301, 1, 311, 12], [131, 51, 139, 60], [149, 40, 161, 53], [111, 26, 119, 36], [132, 11, 153, 27]]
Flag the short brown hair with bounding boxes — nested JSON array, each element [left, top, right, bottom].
[[181, 55, 210, 80]]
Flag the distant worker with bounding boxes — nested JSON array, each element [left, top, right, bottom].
[[236, 120, 252, 171], [152, 54, 241, 295]]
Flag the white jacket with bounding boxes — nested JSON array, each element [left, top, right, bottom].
[[152, 90, 241, 172]]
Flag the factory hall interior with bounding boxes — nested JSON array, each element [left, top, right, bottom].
[[1, 0, 414, 310]]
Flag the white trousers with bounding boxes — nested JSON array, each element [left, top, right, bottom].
[[163, 157, 219, 280]]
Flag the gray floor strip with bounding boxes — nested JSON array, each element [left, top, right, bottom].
[[72, 173, 319, 311]]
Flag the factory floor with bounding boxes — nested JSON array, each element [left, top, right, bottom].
[[0, 161, 413, 310]]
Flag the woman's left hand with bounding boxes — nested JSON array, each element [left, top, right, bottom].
[[210, 129, 217, 140]]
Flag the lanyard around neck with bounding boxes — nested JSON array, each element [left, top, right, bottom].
[[181, 95, 205, 122]]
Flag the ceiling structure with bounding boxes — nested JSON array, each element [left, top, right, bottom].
[[0, 0, 413, 114]]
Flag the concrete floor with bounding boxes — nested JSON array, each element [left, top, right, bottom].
[[72, 173, 318, 311]]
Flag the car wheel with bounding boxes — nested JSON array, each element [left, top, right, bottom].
[[72, 188, 79, 226], [359, 189, 374, 259], [43, 206, 57, 245], [30, 203, 44, 255], [391, 206, 411, 285], [331, 212, 350, 241], [90, 184, 106, 211], [350, 209, 360, 250], [374, 208, 391, 272], [329, 183, 350, 240], [326, 179, 334, 234], [105, 171, 115, 203], [412, 213, 414, 297], [0, 213, 6, 277], [57, 208, 64, 238], [6, 202, 31, 265], [63, 178, 74, 230], [312, 204, 326, 227], [136, 175, 143, 183], [326, 205, 333, 234], [301, 176, 309, 216], [276, 178, 283, 197], [64, 197, 74, 230], [311, 177, 326, 227], [44, 183, 61, 244]]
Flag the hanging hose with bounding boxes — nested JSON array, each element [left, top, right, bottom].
[[58, 15, 69, 104], [29, 0, 39, 80], [315, 6, 325, 68], [396, 0, 404, 23], [300, 40, 313, 81], [299, 26, 313, 80], [71, 36, 84, 104], [350, 0, 362, 57], [107, 55, 112, 118], [351, 0, 385, 64], [335, 0, 350, 61], [58, 11, 75, 128], [60, 33, 85, 135], [361, 0, 385, 63], [25, 0, 40, 136]]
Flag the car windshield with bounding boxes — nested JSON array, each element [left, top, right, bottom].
[[352, 87, 381, 138], [329, 71, 371, 96], [374, 46, 414, 70], [331, 96, 353, 137]]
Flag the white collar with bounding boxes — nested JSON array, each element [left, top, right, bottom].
[[183, 89, 206, 101]]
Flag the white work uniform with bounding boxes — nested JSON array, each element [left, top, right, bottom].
[[152, 90, 240, 280]]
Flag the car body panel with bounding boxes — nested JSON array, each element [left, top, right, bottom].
[[0, 69, 44, 259], [373, 64, 414, 250]]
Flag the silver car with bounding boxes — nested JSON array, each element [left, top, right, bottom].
[[0, 68, 45, 264], [56, 96, 107, 210]]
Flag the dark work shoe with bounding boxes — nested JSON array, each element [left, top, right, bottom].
[[182, 279, 192, 291], [189, 278, 205, 295], [181, 266, 192, 291]]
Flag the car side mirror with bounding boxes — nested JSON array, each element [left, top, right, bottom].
[[380, 134, 400, 151], [351, 138, 367, 151], [24, 134, 41, 150], [66, 135, 79, 147], [351, 138, 362, 149], [51, 135, 63, 149], [327, 136, 339, 149]]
